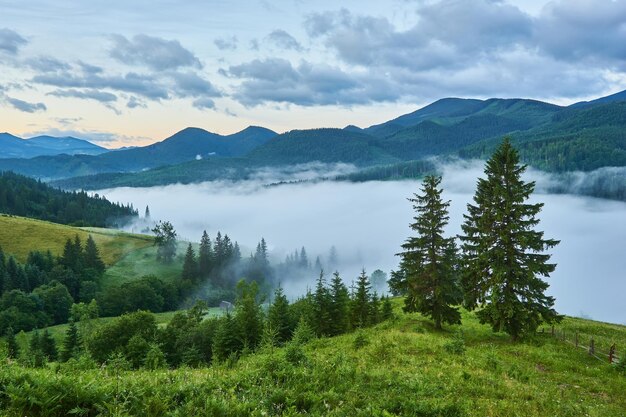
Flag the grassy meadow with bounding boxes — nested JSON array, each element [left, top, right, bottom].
[[1, 302, 625, 417], [0, 214, 153, 266]]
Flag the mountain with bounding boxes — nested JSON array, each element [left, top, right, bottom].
[[0, 126, 277, 179], [570, 89, 626, 109], [0, 133, 107, 158]]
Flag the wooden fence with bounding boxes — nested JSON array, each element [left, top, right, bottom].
[[542, 325, 622, 365]]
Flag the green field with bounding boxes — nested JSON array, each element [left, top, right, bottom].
[[1, 303, 624, 417], [0, 214, 153, 266]]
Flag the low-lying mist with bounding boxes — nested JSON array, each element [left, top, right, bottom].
[[98, 161, 626, 325]]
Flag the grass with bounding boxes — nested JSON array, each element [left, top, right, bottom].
[[1, 302, 625, 416], [0, 214, 153, 266]]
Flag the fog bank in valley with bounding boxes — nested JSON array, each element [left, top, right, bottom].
[[98, 161, 626, 325]]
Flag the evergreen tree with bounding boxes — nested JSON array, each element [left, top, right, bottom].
[[60, 318, 81, 362], [314, 256, 323, 273], [40, 329, 58, 361], [370, 292, 381, 325], [328, 246, 338, 270], [268, 286, 292, 345], [29, 330, 45, 366], [255, 238, 269, 269], [387, 269, 407, 296], [351, 270, 372, 328], [460, 138, 561, 340], [313, 271, 332, 336], [299, 247, 309, 269], [144, 205, 151, 219], [4, 326, 19, 359], [328, 272, 349, 336], [381, 296, 394, 321], [0, 247, 6, 296], [198, 231, 213, 277], [234, 280, 262, 349], [398, 175, 462, 329], [182, 244, 198, 282], [212, 314, 240, 361], [83, 235, 105, 273]]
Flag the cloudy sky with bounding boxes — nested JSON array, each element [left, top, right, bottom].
[[1, 0, 625, 147]]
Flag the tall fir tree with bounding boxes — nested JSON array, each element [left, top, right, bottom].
[[198, 231, 213, 277], [268, 286, 292, 345], [312, 271, 332, 336], [398, 175, 462, 329], [84, 235, 105, 273], [40, 329, 58, 361], [460, 138, 560, 340], [328, 272, 349, 336], [351, 270, 372, 328], [182, 244, 198, 282], [234, 280, 263, 349]]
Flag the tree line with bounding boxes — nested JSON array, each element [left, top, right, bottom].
[[0, 235, 105, 334], [0, 171, 137, 227], [393, 138, 561, 340]]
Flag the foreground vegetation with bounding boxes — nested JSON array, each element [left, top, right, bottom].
[[1, 305, 624, 417]]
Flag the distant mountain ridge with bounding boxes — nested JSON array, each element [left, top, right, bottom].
[[2, 89, 626, 188], [0, 133, 107, 158]]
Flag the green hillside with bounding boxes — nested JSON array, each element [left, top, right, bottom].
[[1, 306, 624, 416], [0, 214, 152, 266]]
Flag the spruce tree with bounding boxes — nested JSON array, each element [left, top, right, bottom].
[[198, 231, 213, 277], [40, 329, 58, 361], [60, 318, 81, 362], [381, 296, 394, 321], [398, 175, 462, 329], [234, 280, 262, 349], [460, 138, 560, 340], [84, 235, 106, 273], [351, 270, 372, 328], [328, 272, 349, 336], [182, 244, 198, 282], [313, 271, 332, 336], [268, 286, 292, 344], [5, 326, 19, 359]]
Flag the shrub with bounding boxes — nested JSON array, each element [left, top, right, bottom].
[[444, 331, 466, 355]]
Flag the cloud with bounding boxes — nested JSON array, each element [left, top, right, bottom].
[[534, 0, 626, 65], [4, 96, 47, 112], [167, 71, 221, 98], [214, 36, 238, 50], [110, 34, 202, 70], [24, 56, 71, 72], [225, 58, 395, 106], [48, 88, 118, 103], [0, 28, 27, 55], [32, 71, 169, 100], [126, 96, 146, 108], [267, 29, 304, 51], [192, 97, 216, 110]]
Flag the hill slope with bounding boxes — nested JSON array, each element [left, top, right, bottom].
[[1, 306, 624, 416], [0, 214, 152, 266]]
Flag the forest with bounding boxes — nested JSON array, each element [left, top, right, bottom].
[[0, 171, 137, 227]]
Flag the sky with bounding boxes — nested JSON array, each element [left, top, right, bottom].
[[1, 0, 625, 147]]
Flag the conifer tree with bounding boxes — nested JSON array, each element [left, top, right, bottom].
[[198, 231, 213, 277], [351, 270, 372, 328], [398, 175, 462, 329], [144, 205, 151, 219], [314, 256, 323, 273], [313, 271, 332, 336], [370, 292, 381, 325], [381, 296, 394, 321], [0, 247, 6, 295], [328, 272, 349, 336], [212, 314, 240, 361], [60, 318, 81, 362], [5, 326, 19, 359], [84, 235, 105, 273], [234, 280, 262, 349], [40, 329, 58, 361], [299, 247, 309, 269], [268, 286, 292, 345], [460, 138, 560, 340], [182, 244, 198, 282]]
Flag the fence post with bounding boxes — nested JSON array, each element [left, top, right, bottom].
[[589, 338, 595, 356], [609, 344, 616, 364]]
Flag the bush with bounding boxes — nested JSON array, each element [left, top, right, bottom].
[[444, 331, 466, 355], [353, 331, 370, 350]]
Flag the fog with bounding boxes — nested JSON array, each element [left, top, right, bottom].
[[98, 161, 626, 325]]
